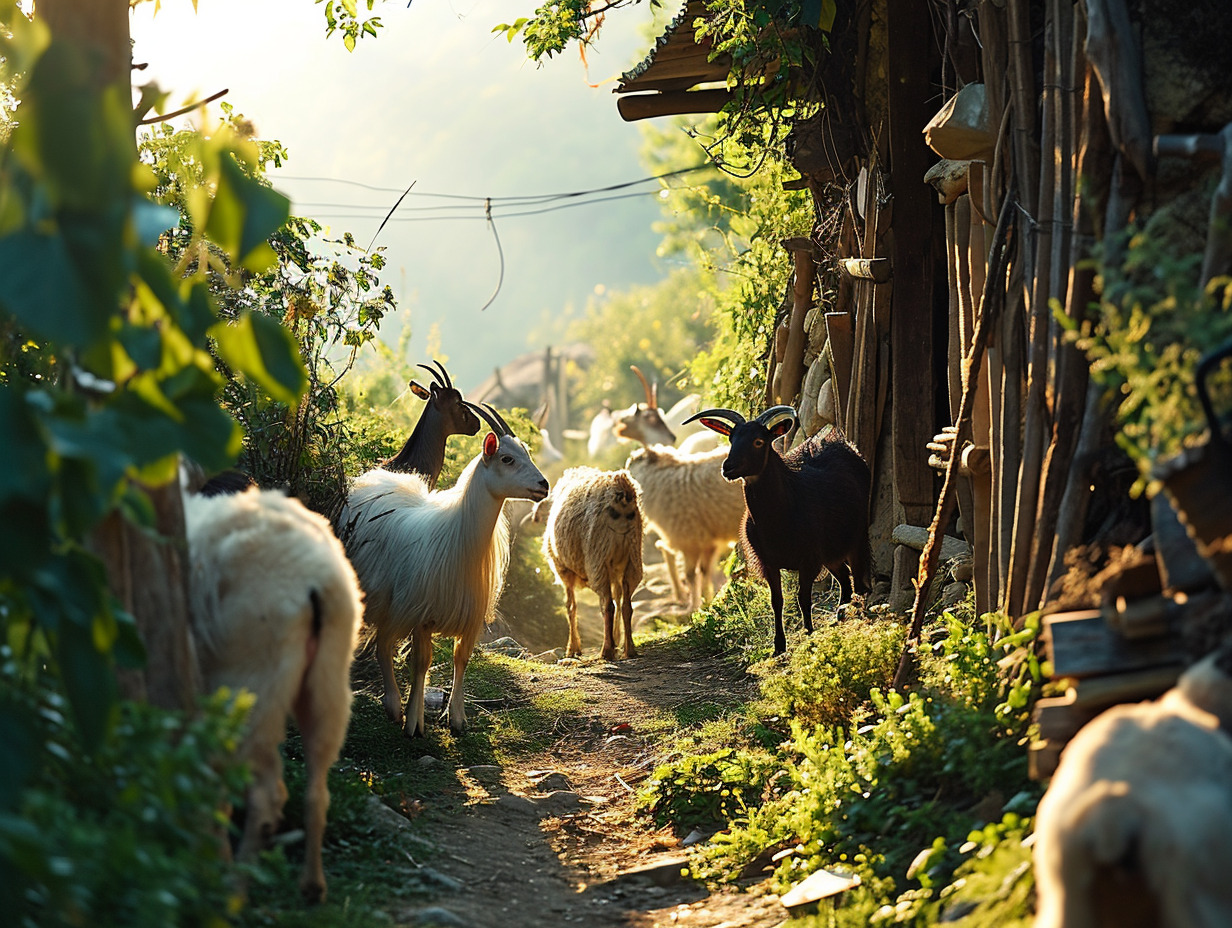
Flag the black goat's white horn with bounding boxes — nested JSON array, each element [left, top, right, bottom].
[[683, 408, 747, 427], [463, 400, 509, 436]]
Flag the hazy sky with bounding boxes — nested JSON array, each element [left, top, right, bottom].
[[130, 0, 675, 390]]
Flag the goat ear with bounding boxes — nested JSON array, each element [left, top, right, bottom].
[[409, 381, 431, 400], [482, 432, 499, 458], [697, 416, 733, 437], [769, 419, 794, 439]]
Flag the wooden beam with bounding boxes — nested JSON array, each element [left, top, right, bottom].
[[617, 89, 733, 122]]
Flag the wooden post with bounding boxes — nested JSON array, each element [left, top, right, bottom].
[[886, 0, 938, 525], [778, 239, 815, 405]]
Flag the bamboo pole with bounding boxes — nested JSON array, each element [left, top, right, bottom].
[[895, 187, 1016, 688], [1025, 0, 1074, 608], [1005, 0, 1060, 618]]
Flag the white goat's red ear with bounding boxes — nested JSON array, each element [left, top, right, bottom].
[[483, 432, 499, 457], [409, 381, 431, 400], [697, 416, 733, 437], [769, 419, 793, 439]]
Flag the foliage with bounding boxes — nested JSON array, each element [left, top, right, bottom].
[[687, 151, 813, 413], [560, 266, 717, 423], [641, 606, 1043, 926], [0, 14, 303, 753], [1064, 218, 1232, 492], [316, 0, 383, 51], [752, 618, 905, 731], [140, 106, 395, 512], [0, 660, 250, 928]]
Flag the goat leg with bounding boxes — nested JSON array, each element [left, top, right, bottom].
[[767, 569, 787, 656], [375, 627, 404, 727], [447, 630, 478, 735], [405, 627, 433, 738], [797, 569, 819, 635]]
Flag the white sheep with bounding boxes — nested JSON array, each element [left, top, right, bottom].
[[625, 443, 746, 612], [1033, 649, 1232, 928], [541, 466, 644, 660], [184, 487, 363, 904], [339, 402, 549, 737]]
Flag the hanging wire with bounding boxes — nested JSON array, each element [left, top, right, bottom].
[[478, 197, 505, 313]]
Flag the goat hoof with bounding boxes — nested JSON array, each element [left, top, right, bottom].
[[299, 877, 326, 905], [600, 647, 618, 661], [624, 646, 637, 659]]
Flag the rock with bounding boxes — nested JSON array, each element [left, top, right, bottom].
[[482, 636, 528, 658], [529, 771, 573, 792], [535, 790, 584, 815], [407, 905, 470, 927], [418, 754, 440, 767], [465, 764, 503, 782], [493, 794, 540, 817], [424, 687, 446, 712], [891, 524, 971, 562], [365, 794, 412, 835], [779, 867, 861, 911], [942, 581, 968, 607], [682, 828, 711, 847], [619, 855, 692, 887], [418, 868, 464, 892], [817, 376, 837, 427], [531, 648, 563, 663]]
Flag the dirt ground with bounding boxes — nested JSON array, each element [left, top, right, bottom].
[[383, 541, 795, 928]]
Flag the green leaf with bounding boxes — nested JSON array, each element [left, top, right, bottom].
[[205, 154, 290, 271], [344, 31, 357, 52], [211, 311, 308, 405], [56, 608, 116, 751], [0, 230, 103, 346]]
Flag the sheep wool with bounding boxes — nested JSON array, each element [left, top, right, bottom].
[[1033, 650, 1232, 928], [185, 487, 363, 904], [626, 444, 745, 611], [542, 467, 644, 660]]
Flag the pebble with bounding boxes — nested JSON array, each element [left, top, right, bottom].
[[407, 905, 469, 927]]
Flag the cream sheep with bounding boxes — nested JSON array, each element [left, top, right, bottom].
[[625, 443, 746, 612], [339, 402, 549, 736], [184, 487, 363, 904], [541, 467, 644, 660], [1033, 648, 1232, 928]]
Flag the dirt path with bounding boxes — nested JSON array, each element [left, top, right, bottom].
[[350, 534, 790, 927], [394, 642, 789, 928]]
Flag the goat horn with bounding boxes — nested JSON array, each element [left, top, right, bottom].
[[630, 365, 656, 407], [463, 400, 508, 436], [483, 402, 516, 436], [682, 408, 747, 427], [754, 405, 799, 429], [417, 361, 447, 390], [431, 359, 453, 389]]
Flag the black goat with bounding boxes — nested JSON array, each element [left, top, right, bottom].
[[685, 404, 872, 655], [380, 359, 480, 488]]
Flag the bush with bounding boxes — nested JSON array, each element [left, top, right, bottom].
[[0, 667, 250, 928]]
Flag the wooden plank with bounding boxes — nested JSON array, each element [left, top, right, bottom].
[[1070, 665, 1181, 710], [1033, 694, 1095, 742], [1044, 611, 1185, 680]]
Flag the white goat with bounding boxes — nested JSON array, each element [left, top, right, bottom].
[[340, 402, 549, 737], [541, 467, 644, 660], [184, 487, 363, 904], [1033, 649, 1232, 928], [625, 443, 746, 612]]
